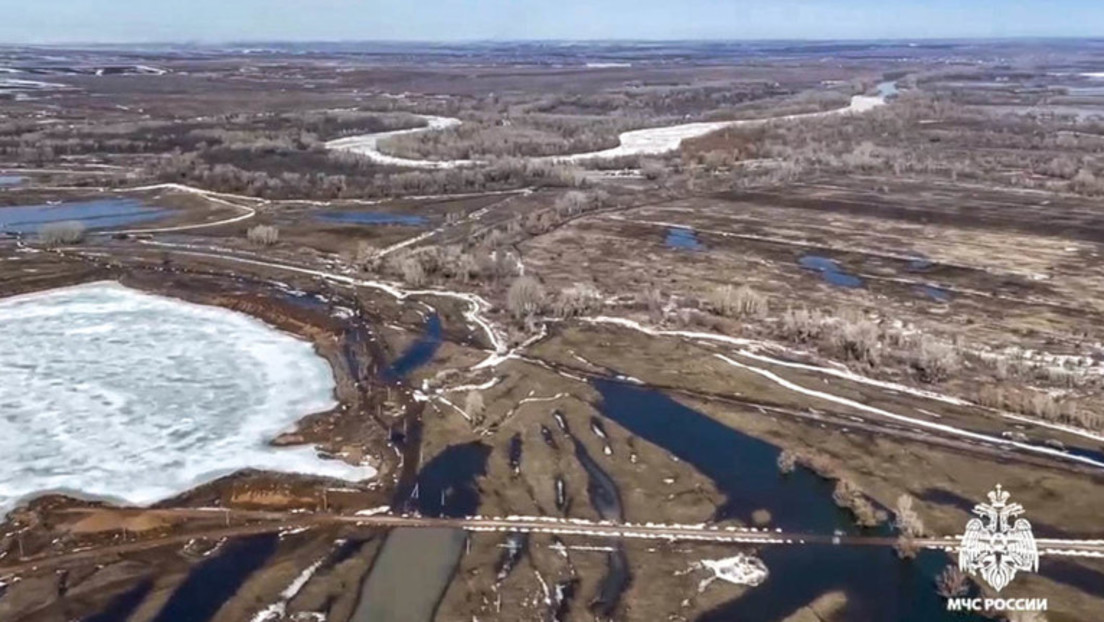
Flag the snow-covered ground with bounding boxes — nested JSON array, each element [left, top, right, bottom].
[[324, 116, 479, 169], [0, 282, 374, 515]]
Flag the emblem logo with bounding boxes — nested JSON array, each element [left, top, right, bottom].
[[958, 484, 1038, 592]]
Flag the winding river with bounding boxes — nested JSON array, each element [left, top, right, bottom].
[[325, 87, 890, 169]]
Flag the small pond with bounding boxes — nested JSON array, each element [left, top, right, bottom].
[[799, 255, 863, 288], [666, 227, 705, 251]]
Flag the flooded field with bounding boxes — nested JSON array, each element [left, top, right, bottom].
[[798, 255, 863, 289], [593, 381, 983, 622]]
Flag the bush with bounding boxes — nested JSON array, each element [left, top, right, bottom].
[[552, 282, 604, 318], [910, 337, 959, 383], [935, 565, 969, 598], [246, 224, 279, 246], [39, 221, 86, 245], [400, 256, 427, 286], [780, 307, 823, 342], [708, 285, 768, 319], [507, 276, 546, 321], [464, 390, 485, 421], [777, 450, 797, 474], [824, 314, 880, 367]]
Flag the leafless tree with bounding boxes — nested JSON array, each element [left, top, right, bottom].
[[507, 276, 546, 322], [246, 225, 279, 246]]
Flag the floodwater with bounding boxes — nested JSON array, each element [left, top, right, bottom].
[[666, 227, 705, 251], [350, 528, 467, 622], [592, 380, 986, 622], [81, 579, 154, 622], [385, 313, 443, 379], [558, 409, 631, 616], [151, 534, 278, 622], [876, 80, 899, 98], [318, 211, 428, 226], [0, 198, 170, 234], [799, 255, 864, 288]]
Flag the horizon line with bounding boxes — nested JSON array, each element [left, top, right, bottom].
[[4, 35, 1104, 48]]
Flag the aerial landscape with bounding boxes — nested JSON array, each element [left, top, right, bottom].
[[2, 3, 1104, 622]]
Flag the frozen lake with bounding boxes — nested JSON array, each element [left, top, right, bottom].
[[0, 282, 373, 515]]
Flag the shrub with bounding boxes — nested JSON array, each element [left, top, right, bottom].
[[39, 221, 86, 245], [507, 276, 546, 321], [246, 224, 279, 246], [464, 390, 485, 421], [780, 307, 822, 342], [751, 508, 772, 526], [894, 495, 925, 559], [400, 256, 427, 286], [552, 282, 604, 318], [910, 337, 959, 383], [935, 565, 969, 599], [708, 285, 768, 319], [824, 314, 880, 367], [777, 450, 797, 474], [832, 478, 883, 527]]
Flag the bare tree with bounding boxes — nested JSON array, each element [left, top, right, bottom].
[[935, 565, 969, 599], [464, 390, 485, 422], [552, 282, 604, 318], [707, 285, 768, 318], [400, 255, 427, 287], [246, 224, 279, 246], [507, 276, 546, 322]]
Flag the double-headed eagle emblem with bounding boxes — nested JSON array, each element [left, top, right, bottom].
[[958, 484, 1038, 592]]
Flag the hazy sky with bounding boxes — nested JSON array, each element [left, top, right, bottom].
[[2, 0, 1103, 43]]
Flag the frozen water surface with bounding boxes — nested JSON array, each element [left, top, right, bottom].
[[0, 282, 374, 514]]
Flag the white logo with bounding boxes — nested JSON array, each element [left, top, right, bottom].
[[958, 484, 1038, 592]]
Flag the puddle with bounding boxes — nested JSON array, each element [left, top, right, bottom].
[[0, 199, 170, 234], [151, 534, 278, 622], [592, 380, 985, 622], [385, 314, 443, 380], [665, 227, 705, 251], [917, 284, 952, 302], [0, 175, 22, 187], [318, 211, 427, 226], [799, 255, 863, 288]]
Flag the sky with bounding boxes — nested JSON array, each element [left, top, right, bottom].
[[2, 0, 1103, 44]]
